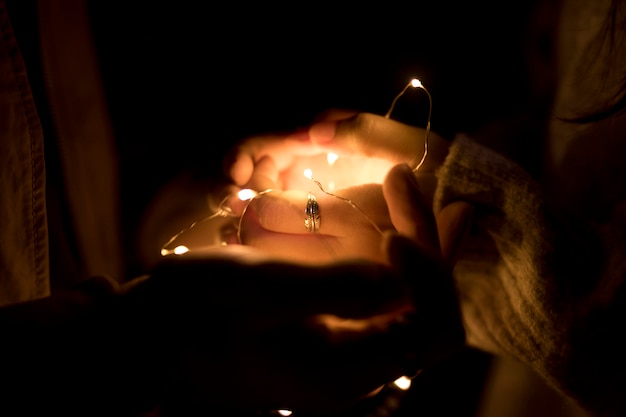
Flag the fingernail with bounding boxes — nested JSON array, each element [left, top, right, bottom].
[[309, 121, 337, 144]]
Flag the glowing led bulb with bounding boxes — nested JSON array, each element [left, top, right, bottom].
[[393, 375, 412, 390], [326, 152, 339, 166], [237, 188, 257, 201], [174, 245, 189, 255], [160, 245, 190, 256], [303, 168, 313, 180], [277, 410, 293, 416], [385, 77, 432, 172]]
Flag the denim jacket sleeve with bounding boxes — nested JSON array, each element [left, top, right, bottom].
[[0, 0, 50, 307]]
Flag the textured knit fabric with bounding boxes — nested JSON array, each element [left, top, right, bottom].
[[435, 131, 626, 417], [431, 0, 626, 414]]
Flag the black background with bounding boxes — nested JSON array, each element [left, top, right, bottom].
[[89, 1, 537, 181]]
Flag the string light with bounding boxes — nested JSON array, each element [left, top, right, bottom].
[[159, 187, 274, 255], [303, 168, 384, 235], [236, 188, 276, 244], [159, 192, 236, 255], [160, 76, 432, 257], [385, 78, 432, 173], [326, 152, 339, 166], [393, 375, 412, 390]]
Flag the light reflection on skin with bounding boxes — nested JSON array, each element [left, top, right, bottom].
[[162, 152, 397, 263], [280, 153, 395, 192]]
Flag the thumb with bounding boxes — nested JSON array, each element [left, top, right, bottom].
[[436, 202, 474, 266], [382, 163, 440, 259]]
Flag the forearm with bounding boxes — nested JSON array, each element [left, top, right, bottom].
[[434, 135, 626, 416], [434, 134, 564, 357]]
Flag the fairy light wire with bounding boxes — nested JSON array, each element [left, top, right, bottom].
[[309, 178, 384, 236], [385, 78, 432, 173], [160, 192, 236, 256], [236, 188, 276, 244]]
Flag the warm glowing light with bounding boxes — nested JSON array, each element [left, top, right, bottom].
[[277, 410, 293, 416], [237, 188, 257, 201], [161, 245, 191, 256], [173, 245, 189, 255], [410, 78, 422, 88], [160, 245, 190, 256], [303, 168, 313, 180], [393, 376, 412, 390], [327, 152, 339, 166]]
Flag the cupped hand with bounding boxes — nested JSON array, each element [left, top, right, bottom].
[[225, 110, 358, 188], [226, 111, 450, 207], [308, 112, 448, 173], [141, 244, 415, 414], [129, 163, 470, 415], [217, 153, 393, 264], [238, 184, 392, 264]]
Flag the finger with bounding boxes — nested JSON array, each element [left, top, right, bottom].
[[382, 163, 440, 258], [225, 145, 254, 187], [223, 157, 282, 217], [238, 198, 388, 264], [245, 184, 391, 237], [244, 155, 280, 191], [239, 204, 344, 264], [310, 112, 446, 172], [436, 201, 474, 266], [381, 164, 466, 367], [226, 130, 320, 186]]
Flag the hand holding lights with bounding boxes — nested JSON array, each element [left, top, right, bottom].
[[159, 78, 432, 257]]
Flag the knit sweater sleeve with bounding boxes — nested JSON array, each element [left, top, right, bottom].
[[433, 134, 626, 417]]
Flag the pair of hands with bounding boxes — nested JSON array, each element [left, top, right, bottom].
[[138, 111, 471, 414], [225, 110, 463, 264]]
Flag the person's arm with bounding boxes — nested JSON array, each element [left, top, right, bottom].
[[312, 114, 626, 416], [225, 111, 626, 416], [435, 134, 626, 417]]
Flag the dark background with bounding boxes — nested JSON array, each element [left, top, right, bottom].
[[89, 1, 539, 181]]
